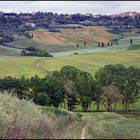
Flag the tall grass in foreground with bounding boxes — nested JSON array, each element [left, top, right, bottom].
[[1, 92, 140, 139], [104, 118, 140, 139], [40, 106, 82, 139], [82, 112, 140, 139], [0, 92, 82, 139], [0, 92, 53, 139]]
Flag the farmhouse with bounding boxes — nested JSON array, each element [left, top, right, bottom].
[[26, 22, 36, 27]]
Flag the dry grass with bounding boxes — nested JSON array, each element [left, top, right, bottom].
[[0, 92, 46, 139], [0, 92, 82, 139], [30, 26, 117, 46]]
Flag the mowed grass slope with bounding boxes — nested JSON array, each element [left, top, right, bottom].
[[8, 35, 47, 50], [30, 26, 118, 46], [0, 57, 46, 78], [40, 50, 140, 75]]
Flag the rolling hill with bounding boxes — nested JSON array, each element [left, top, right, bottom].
[[30, 26, 118, 46], [0, 45, 21, 57], [6, 26, 119, 54], [1, 92, 140, 139], [0, 36, 140, 78], [7, 34, 87, 53]]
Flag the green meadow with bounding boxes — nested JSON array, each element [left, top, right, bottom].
[[0, 57, 45, 78], [0, 49, 139, 78], [0, 45, 21, 56], [0, 36, 140, 78], [41, 49, 140, 75]]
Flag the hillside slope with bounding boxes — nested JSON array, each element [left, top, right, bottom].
[[0, 93, 82, 139], [0, 45, 21, 56], [0, 36, 140, 78], [30, 26, 118, 46], [1, 93, 140, 139]]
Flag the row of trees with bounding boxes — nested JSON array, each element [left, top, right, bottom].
[[0, 64, 140, 113], [98, 42, 113, 47], [95, 64, 140, 113]]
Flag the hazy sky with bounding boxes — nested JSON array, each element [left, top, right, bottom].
[[0, 1, 140, 15]]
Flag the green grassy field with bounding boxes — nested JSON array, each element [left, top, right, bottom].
[[0, 48, 139, 78], [41, 49, 140, 75], [0, 57, 46, 78], [0, 36, 140, 78], [34, 36, 140, 76], [0, 45, 21, 56], [42, 100, 140, 139], [128, 44, 140, 50], [75, 96, 140, 139]]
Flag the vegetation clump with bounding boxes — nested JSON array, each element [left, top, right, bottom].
[[21, 46, 52, 57]]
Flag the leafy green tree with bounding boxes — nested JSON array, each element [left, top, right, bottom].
[[95, 64, 126, 86], [29, 75, 43, 93], [95, 64, 140, 113], [33, 92, 50, 106], [57, 66, 97, 112], [0, 76, 22, 97], [64, 80, 78, 111], [60, 65, 80, 81], [40, 75, 65, 108], [19, 76, 31, 100], [55, 65, 81, 110], [130, 38, 133, 44], [75, 71, 95, 112], [94, 83, 102, 112], [21, 50, 27, 56], [101, 85, 122, 112], [118, 67, 140, 113]]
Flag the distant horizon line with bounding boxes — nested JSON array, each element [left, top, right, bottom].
[[0, 10, 139, 16]]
